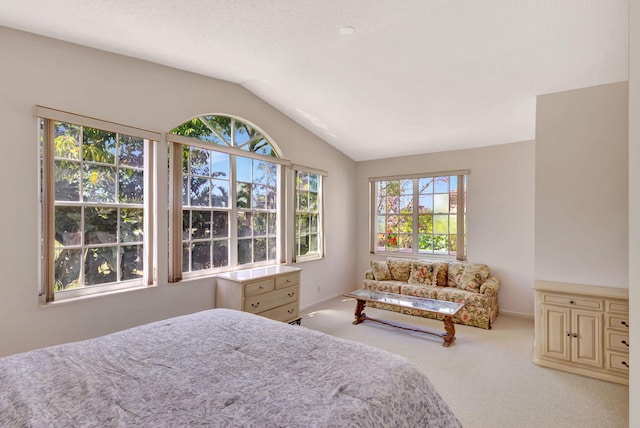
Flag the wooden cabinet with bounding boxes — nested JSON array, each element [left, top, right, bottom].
[[533, 281, 629, 385], [216, 265, 302, 324]]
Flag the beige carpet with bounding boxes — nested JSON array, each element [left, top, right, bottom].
[[300, 296, 629, 428]]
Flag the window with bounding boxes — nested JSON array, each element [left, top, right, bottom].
[[370, 171, 467, 260], [168, 115, 287, 279], [39, 107, 158, 301], [293, 168, 325, 261]]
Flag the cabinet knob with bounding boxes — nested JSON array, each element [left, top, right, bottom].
[[288, 292, 295, 298], [259, 285, 264, 290], [566, 332, 571, 337], [288, 309, 294, 314], [621, 321, 629, 328], [622, 361, 629, 368], [572, 333, 578, 338], [251, 302, 260, 308], [569, 300, 575, 304], [622, 340, 629, 347]]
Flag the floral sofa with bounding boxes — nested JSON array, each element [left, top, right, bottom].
[[363, 257, 501, 329]]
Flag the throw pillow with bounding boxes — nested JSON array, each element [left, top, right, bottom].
[[408, 261, 435, 285], [386, 257, 413, 282], [459, 264, 491, 292], [370, 260, 392, 281]]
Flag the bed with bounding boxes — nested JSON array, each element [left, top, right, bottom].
[[0, 308, 461, 427]]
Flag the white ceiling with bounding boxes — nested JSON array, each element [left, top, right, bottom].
[[0, 1, 629, 161]]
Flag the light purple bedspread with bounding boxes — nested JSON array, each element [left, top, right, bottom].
[[0, 308, 461, 427]]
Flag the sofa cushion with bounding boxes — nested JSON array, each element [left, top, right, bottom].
[[401, 284, 438, 299], [449, 263, 491, 292], [386, 257, 413, 282], [370, 260, 392, 281], [408, 260, 448, 286], [363, 279, 402, 294]]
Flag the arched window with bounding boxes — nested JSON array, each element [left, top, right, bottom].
[[168, 115, 286, 279]]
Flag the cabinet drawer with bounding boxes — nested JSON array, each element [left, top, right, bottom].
[[542, 294, 603, 310], [607, 352, 630, 373], [605, 331, 629, 352], [605, 300, 628, 314], [245, 278, 275, 297], [260, 302, 299, 323], [275, 273, 299, 289], [605, 314, 630, 331], [244, 285, 299, 314]]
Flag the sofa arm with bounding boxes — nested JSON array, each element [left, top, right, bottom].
[[364, 269, 375, 280], [480, 276, 501, 297]]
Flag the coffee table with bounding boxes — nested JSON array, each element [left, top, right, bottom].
[[344, 289, 464, 347]]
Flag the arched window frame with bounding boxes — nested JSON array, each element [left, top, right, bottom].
[[167, 114, 290, 281]]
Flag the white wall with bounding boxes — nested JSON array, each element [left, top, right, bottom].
[[356, 141, 536, 317], [0, 26, 358, 357], [628, 1, 639, 426], [535, 81, 629, 287]]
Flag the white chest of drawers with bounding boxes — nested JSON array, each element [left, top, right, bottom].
[[216, 265, 302, 324], [533, 281, 629, 385]]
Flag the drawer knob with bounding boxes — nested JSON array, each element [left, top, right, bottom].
[[288, 309, 294, 314], [621, 321, 629, 328], [286, 279, 291, 283], [566, 332, 571, 337], [251, 302, 260, 308], [572, 333, 578, 338], [622, 340, 629, 347], [622, 361, 629, 368], [259, 285, 264, 290], [288, 292, 295, 298], [569, 300, 575, 304]]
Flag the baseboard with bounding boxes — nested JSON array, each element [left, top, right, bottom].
[[499, 310, 534, 319], [301, 293, 346, 311]]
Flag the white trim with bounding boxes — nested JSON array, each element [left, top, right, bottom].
[[368, 169, 470, 183], [290, 164, 328, 177], [35, 106, 161, 141]]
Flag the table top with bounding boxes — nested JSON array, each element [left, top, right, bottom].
[[344, 289, 464, 316]]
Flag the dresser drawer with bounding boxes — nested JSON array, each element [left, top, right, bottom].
[[542, 294, 603, 310], [605, 331, 630, 352], [245, 278, 275, 297], [260, 302, 299, 323], [275, 273, 299, 289], [244, 285, 299, 314], [605, 313, 630, 331], [605, 299, 628, 314], [606, 352, 630, 373]]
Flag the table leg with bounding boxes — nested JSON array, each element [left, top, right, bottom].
[[353, 299, 367, 325], [442, 315, 456, 347]]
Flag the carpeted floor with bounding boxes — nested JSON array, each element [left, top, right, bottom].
[[300, 296, 629, 428]]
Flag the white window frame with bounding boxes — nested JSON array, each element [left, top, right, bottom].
[[291, 165, 327, 263], [369, 170, 468, 261], [37, 106, 158, 302], [167, 118, 290, 281]]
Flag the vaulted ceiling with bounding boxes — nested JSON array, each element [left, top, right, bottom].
[[0, 1, 629, 161]]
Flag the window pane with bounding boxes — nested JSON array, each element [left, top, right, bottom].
[[236, 157, 252, 183], [211, 212, 229, 238], [190, 177, 211, 207], [238, 239, 252, 265], [82, 164, 117, 203], [211, 151, 229, 178], [55, 206, 82, 246], [252, 184, 266, 209], [253, 212, 267, 236], [386, 195, 399, 213], [418, 214, 433, 234], [182, 210, 191, 240], [297, 191, 308, 211], [297, 213, 309, 233], [309, 214, 318, 233], [450, 214, 457, 234], [54, 122, 80, 159], [418, 177, 433, 194], [54, 248, 81, 291], [434, 176, 449, 193], [118, 135, 144, 168], [120, 208, 143, 243], [399, 234, 412, 252], [121, 245, 143, 280], [54, 160, 81, 201], [308, 191, 318, 211], [418, 195, 432, 212], [267, 238, 276, 260], [85, 207, 117, 244], [433, 214, 449, 234], [267, 213, 276, 235], [190, 147, 211, 176], [434, 194, 449, 213], [237, 212, 252, 237], [266, 186, 277, 210], [182, 243, 190, 272], [212, 179, 229, 207], [84, 246, 117, 285], [119, 168, 144, 203], [254, 238, 266, 262], [418, 234, 433, 251], [309, 234, 318, 253], [433, 235, 448, 252], [212, 241, 228, 268], [82, 128, 116, 164], [236, 182, 251, 208], [297, 235, 309, 256], [309, 174, 318, 192], [399, 195, 412, 213], [191, 242, 211, 271], [191, 210, 211, 239]]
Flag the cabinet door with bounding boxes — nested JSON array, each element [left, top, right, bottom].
[[541, 304, 571, 361], [571, 309, 603, 368]]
